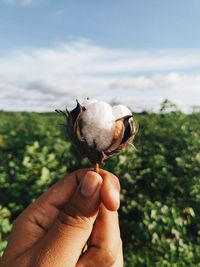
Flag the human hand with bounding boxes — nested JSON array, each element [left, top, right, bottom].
[[0, 169, 123, 267]]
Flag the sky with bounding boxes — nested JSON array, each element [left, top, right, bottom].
[[0, 0, 200, 112]]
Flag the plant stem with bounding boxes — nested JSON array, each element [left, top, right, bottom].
[[94, 163, 100, 174]]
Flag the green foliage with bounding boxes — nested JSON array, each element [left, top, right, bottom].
[[0, 206, 11, 257], [0, 106, 200, 266]]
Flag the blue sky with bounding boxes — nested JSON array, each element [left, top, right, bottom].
[[0, 0, 200, 111]]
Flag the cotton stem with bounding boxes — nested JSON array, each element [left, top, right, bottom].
[[94, 163, 100, 174]]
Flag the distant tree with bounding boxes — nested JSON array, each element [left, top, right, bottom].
[[160, 99, 180, 113]]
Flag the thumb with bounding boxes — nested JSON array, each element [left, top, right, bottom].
[[34, 171, 102, 267]]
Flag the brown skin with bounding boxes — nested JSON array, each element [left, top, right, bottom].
[[0, 169, 123, 267]]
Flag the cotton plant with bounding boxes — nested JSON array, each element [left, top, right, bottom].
[[56, 99, 138, 173]]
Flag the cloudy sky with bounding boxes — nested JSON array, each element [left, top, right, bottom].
[[0, 0, 200, 112]]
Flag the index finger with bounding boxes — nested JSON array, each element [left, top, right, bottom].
[[100, 169, 121, 211], [77, 205, 122, 267]]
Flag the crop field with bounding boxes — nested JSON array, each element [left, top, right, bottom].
[[0, 106, 200, 266]]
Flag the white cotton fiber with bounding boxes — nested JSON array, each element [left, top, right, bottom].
[[112, 105, 132, 120], [80, 101, 132, 151], [81, 101, 115, 151], [82, 99, 97, 107]]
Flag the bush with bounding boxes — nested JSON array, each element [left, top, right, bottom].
[[0, 105, 200, 266], [0, 206, 11, 257]]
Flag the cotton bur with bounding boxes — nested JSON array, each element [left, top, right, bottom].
[[55, 100, 138, 173]]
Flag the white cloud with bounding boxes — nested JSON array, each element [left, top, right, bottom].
[[0, 39, 200, 112]]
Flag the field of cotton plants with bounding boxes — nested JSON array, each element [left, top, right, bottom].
[[0, 102, 200, 266]]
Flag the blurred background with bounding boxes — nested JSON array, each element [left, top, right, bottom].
[[0, 1, 200, 266]]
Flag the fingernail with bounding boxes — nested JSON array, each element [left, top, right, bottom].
[[80, 172, 102, 197], [108, 189, 120, 208]]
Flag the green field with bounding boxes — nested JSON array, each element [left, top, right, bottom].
[[0, 105, 200, 266]]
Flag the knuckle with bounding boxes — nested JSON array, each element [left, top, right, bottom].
[[94, 247, 116, 267], [93, 238, 122, 267], [58, 202, 92, 231], [102, 248, 116, 266]]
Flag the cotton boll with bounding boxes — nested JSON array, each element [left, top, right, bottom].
[[81, 101, 115, 151], [112, 104, 132, 120], [82, 99, 97, 107], [56, 99, 138, 165]]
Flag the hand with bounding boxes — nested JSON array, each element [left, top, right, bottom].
[[0, 169, 123, 267]]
